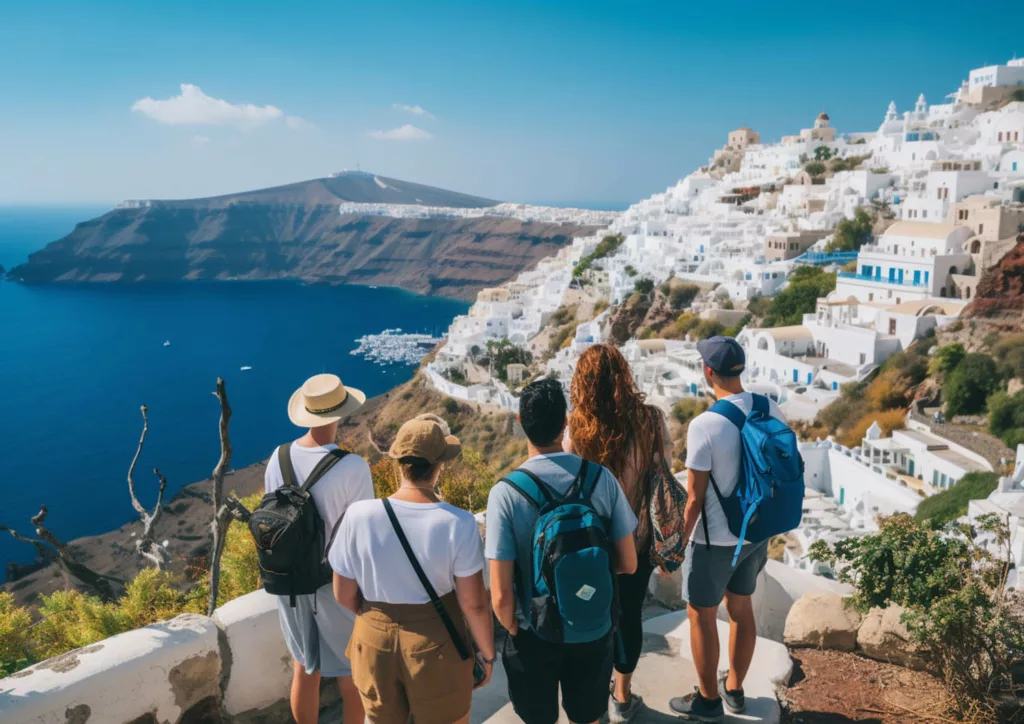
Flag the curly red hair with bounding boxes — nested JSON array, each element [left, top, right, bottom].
[[569, 344, 657, 525]]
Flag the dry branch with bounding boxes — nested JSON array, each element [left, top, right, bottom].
[[3, 506, 117, 601], [126, 404, 170, 569], [206, 377, 251, 615]]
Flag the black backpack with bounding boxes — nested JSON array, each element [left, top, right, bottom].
[[249, 444, 348, 605]]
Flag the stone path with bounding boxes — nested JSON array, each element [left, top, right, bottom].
[[479, 613, 791, 724]]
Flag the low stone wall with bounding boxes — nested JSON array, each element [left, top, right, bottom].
[[648, 559, 852, 642], [0, 591, 297, 724]]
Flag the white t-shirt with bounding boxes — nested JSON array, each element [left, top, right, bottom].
[[686, 392, 787, 546], [264, 442, 374, 543], [329, 498, 485, 604]]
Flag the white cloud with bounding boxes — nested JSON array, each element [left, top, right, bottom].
[[190, 135, 211, 146], [285, 115, 315, 130], [131, 84, 286, 127], [392, 103, 434, 118], [369, 124, 433, 141]]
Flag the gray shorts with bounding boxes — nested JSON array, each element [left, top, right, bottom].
[[683, 539, 769, 608], [276, 582, 355, 677]]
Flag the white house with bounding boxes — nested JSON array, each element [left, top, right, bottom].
[[836, 221, 973, 302]]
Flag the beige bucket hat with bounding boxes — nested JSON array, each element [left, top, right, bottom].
[[388, 417, 462, 464], [287, 373, 366, 428]]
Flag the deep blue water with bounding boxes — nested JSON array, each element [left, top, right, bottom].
[[0, 208, 468, 576]]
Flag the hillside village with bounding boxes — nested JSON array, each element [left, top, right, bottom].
[[419, 58, 1024, 586]]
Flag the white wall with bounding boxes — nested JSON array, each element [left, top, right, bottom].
[[828, 447, 923, 519]]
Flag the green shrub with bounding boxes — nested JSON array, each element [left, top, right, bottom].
[[0, 593, 32, 675], [804, 161, 826, 176], [669, 283, 700, 310], [945, 354, 999, 417], [988, 389, 1024, 447], [572, 234, 624, 278], [672, 397, 708, 425], [928, 342, 965, 379], [915, 472, 999, 526], [485, 339, 532, 382], [811, 513, 1023, 719], [825, 208, 873, 252], [444, 397, 460, 415], [991, 334, 1024, 380]]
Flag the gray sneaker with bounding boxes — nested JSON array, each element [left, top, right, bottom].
[[668, 688, 724, 722], [608, 693, 646, 723], [718, 671, 746, 714]]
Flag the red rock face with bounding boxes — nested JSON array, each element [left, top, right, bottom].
[[966, 234, 1024, 317]]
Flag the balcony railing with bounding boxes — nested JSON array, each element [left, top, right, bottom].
[[837, 271, 930, 289]]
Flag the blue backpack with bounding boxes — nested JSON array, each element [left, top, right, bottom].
[[706, 394, 805, 566], [500, 459, 618, 644]]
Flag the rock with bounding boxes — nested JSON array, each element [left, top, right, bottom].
[[857, 606, 928, 670], [783, 593, 862, 651], [1009, 378, 1024, 397]]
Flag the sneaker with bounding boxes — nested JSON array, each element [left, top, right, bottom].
[[718, 671, 746, 714], [668, 688, 724, 722], [608, 692, 646, 723]]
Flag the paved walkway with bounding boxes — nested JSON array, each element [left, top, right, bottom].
[[479, 613, 791, 723]]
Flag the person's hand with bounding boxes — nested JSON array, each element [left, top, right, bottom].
[[473, 656, 494, 689]]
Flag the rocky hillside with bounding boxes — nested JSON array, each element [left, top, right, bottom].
[[7, 174, 597, 301], [965, 233, 1024, 319]]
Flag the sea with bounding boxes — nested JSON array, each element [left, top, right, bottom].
[[0, 207, 469, 576]]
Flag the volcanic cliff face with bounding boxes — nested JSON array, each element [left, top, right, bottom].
[[965, 234, 1024, 318], [7, 174, 596, 300]]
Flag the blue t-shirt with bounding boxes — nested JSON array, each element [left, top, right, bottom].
[[484, 452, 638, 630]]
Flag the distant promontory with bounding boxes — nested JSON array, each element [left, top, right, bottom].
[[8, 172, 598, 300]]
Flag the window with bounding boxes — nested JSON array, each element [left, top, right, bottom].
[[868, 293, 874, 301], [980, 224, 984, 233], [889, 319, 897, 334], [999, 132, 1004, 142], [933, 471, 939, 486], [941, 473, 948, 487], [860, 353, 866, 364]]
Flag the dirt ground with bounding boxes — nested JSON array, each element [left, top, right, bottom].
[[780, 649, 949, 724]]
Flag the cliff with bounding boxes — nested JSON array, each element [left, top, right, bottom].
[[7, 174, 596, 301], [965, 234, 1024, 319]]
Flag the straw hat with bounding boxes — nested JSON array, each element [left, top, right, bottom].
[[388, 418, 462, 464], [287, 373, 365, 428]]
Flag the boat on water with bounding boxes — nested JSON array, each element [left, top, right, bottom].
[[163, 340, 171, 347], [240, 365, 252, 371]]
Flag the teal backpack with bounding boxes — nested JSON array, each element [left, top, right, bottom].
[[500, 459, 619, 644]]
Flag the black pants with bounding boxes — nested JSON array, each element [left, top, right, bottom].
[[503, 628, 615, 724], [615, 554, 656, 675]]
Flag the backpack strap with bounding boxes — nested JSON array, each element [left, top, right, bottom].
[[708, 399, 747, 430], [750, 393, 770, 417], [500, 468, 556, 509], [299, 448, 349, 493], [277, 444, 298, 489], [382, 499, 471, 661], [574, 459, 598, 504]]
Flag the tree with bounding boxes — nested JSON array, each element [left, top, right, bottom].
[[762, 267, 836, 327], [633, 277, 655, 297], [927, 342, 965, 379], [206, 378, 252, 616], [991, 334, 1024, 380], [485, 339, 532, 382], [813, 145, 834, 162], [125, 405, 170, 570], [825, 208, 874, 252], [944, 354, 999, 417], [1, 506, 117, 602]]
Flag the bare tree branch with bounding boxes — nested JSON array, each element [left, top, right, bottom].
[[125, 404, 170, 569], [7, 505, 119, 601], [207, 377, 251, 615], [0, 524, 50, 561]]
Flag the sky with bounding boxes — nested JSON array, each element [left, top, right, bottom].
[[1, 1, 1022, 208]]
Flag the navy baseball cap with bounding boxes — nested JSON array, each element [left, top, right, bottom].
[[696, 336, 745, 376]]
